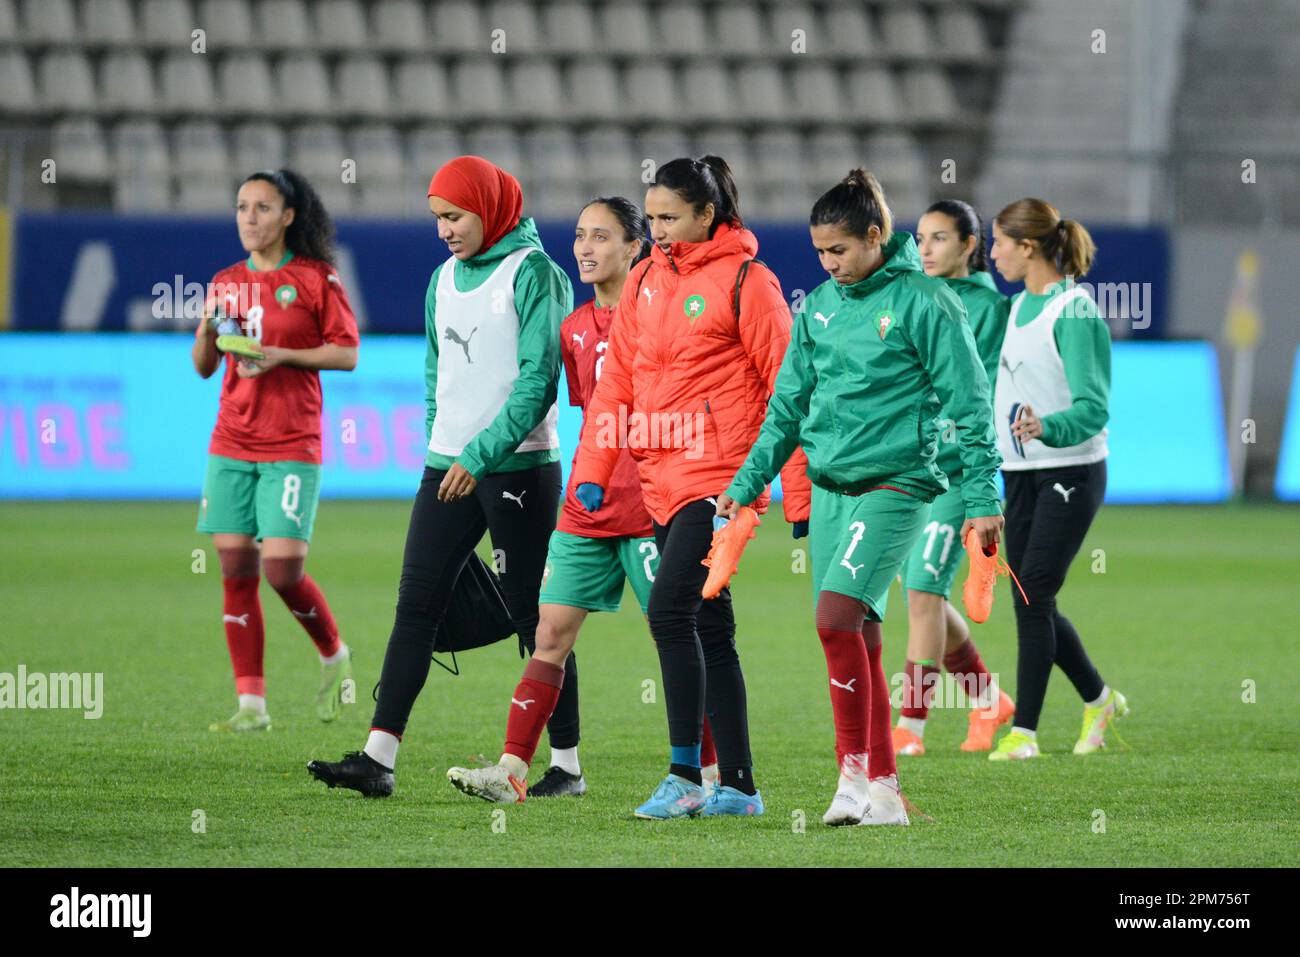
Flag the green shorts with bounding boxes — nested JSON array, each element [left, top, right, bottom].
[[810, 484, 932, 622], [901, 482, 968, 599], [539, 530, 659, 614], [197, 454, 322, 542]]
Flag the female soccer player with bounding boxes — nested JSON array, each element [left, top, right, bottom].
[[446, 197, 719, 802], [717, 170, 1003, 826], [307, 156, 572, 797], [987, 197, 1127, 760], [193, 168, 359, 732], [894, 200, 1015, 756], [571, 156, 811, 819]]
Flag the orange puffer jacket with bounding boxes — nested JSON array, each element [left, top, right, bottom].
[[572, 222, 811, 526]]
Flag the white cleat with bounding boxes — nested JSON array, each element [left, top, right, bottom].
[[446, 763, 526, 804], [823, 760, 872, 826], [701, 763, 720, 799], [860, 774, 910, 826]]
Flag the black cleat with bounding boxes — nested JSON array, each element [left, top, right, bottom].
[[527, 765, 587, 798], [307, 750, 395, 797]]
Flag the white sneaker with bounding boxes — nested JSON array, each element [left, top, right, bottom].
[[446, 763, 526, 804], [860, 774, 910, 826], [823, 758, 872, 826]]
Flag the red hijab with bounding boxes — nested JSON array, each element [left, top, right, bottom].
[[427, 156, 523, 255]]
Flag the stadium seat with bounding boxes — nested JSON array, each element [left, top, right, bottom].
[[734, 63, 787, 122], [174, 120, 231, 178], [39, 51, 97, 113], [528, 180, 589, 221], [863, 130, 927, 220], [431, 0, 483, 53], [358, 182, 413, 217], [806, 128, 861, 188], [158, 51, 218, 116], [902, 67, 959, 124], [392, 58, 450, 121], [0, 49, 38, 115], [372, 0, 426, 53], [881, 7, 932, 59], [22, 0, 76, 43], [936, 7, 989, 58], [451, 58, 508, 121], [198, 0, 254, 49], [336, 55, 393, 120], [464, 125, 525, 180], [767, 3, 819, 57], [599, 1, 659, 55], [694, 128, 753, 187], [407, 124, 462, 184], [578, 125, 637, 196], [507, 58, 566, 122], [542, 0, 597, 55], [487, 0, 542, 53], [753, 129, 803, 191], [562, 61, 622, 123], [754, 182, 813, 222], [845, 65, 903, 124], [791, 64, 843, 123], [81, 0, 136, 46], [138, 0, 197, 48], [218, 53, 275, 116], [275, 54, 334, 118], [679, 62, 734, 124], [255, 0, 311, 49], [111, 120, 171, 178], [525, 126, 581, 186], [315, 0, 370, 51], [114, 176, 173, 212], [290, 123, 349, 183], [638, 126, 693, 170], [623, 62, 677, 124], [825, 4, 876, 57], [350, 123, 405, 184], [233, 121, 288, 171], [0, 0, 16, 45], [712, 3, 765, 56], [654, 3, 707, 56], [100, 51, 158, 115], [311, 178, 356, 217], [175, 176, 235, 212], [51, 119, 112, 183]]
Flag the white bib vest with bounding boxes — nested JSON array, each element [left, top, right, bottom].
[[427, 247, 559, 458], [994, 286, 1108, 470]]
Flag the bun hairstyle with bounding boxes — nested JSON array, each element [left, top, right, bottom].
[[241, 168, 337, 265], [651, 154, 742, 238], [924, 199, 988, 272], [583, 195, 651, 265], [810, 168, 893, 243], [994, 197, 1096, 278]]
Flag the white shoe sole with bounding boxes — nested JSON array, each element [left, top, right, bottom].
[[446, 768, 521, 804]]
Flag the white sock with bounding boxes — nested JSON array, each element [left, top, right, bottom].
[[499, 753, 528, 779], [1011, 725, 1037, 740], [238, 694, 266, 714], [897, 715, 926, 737], [363, 730, 399, 770], [701, 762, 720, 783], [549, 746, 581, 776], [869, 772, 899, 791], [1084, 685, 1110, 709], [838, 753, 870, 796], [319, 642, 348, 665], [969, 676, 999, 710]]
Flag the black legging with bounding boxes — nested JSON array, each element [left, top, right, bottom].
[[371, 462, 563, 737], [1002, 459, 1108, 731], [647, 498, 752, 773]]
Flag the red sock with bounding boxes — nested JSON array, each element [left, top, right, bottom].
[[944, 638, 993, 701], [701, 715, 717, 768], [815, 591, 871, 766], [264, 559, 341, 658], [862, 622, 896, 780], [901, 659, 941, 719], [222, 574, 265, 696], [504, 658, 565, 765]]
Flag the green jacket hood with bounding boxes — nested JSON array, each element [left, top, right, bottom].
[[838, 233, 923, 300], [947, 270, 999, 293], [465, 216, 543, 264]]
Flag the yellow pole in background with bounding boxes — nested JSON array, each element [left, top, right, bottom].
[[1224, 249, 1261, 496]]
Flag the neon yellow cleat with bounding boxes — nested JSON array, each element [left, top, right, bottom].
[[209, 706, 271, 732], [316, 646, 353, 722], [988, 729, 1041, 761], [1073, 689, 1130, 755]]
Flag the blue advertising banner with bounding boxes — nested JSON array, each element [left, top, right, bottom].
[[0, 334, 1228, 503], [1276, 347, 1300, 501]]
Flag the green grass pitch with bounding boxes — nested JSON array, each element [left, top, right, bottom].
[[0, 501, 1295, 867]]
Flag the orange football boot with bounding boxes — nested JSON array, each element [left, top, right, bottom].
[[701, 506, 761, 599], [960, 689, 1016, 751], [961, 526, 1028, 623]]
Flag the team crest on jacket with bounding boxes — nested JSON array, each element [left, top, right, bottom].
[[275, 284, 297, 306], [876, 312, 894, 339], [683, 294, 707, 323]]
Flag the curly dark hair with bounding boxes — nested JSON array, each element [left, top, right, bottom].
[[240, 168, 336, 265]]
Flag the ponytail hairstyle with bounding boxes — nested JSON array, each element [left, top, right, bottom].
[[651, 154, 742, 238], [241, 168, 337, 265], [810, 168, 893, 244], [924, 199, 987, 273], [583, 195, 651, 266], [994, 197, 1095, 278]]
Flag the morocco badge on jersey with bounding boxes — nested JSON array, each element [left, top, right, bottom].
[[205, 254, 360, 464], [557, 299, 653, 538]]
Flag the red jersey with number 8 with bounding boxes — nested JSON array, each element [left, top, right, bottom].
[[557, 299, 653, 538], [203, 255, 359, 464]]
